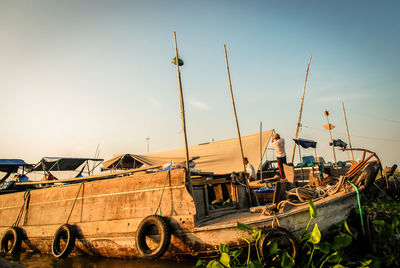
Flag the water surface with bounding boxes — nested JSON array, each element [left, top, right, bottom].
[[1, 252, 195, 268]]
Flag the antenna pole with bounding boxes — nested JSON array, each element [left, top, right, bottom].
[[291, 55, 312, 164]]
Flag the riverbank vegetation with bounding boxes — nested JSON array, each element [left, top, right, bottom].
[[196, 176, 400, 268]]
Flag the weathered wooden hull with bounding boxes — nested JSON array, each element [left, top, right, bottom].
[[0, 169, 196, 258], [0, 168, 362, 259]]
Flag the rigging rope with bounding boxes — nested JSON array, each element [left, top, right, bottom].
[[13, 191, 31, 227], [66, 182, 84, 224], [155, 170, 171, 216]]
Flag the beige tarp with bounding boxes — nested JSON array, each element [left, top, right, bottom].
[[103, 130, 274, 174], [101, 154, 153, 170]]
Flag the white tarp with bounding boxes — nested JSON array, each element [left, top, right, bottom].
[[103, 130, 274, 174]]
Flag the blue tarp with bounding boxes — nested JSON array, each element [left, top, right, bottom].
[[293, 138, 317, 149], [32, 157, 103, 172], [0, 159, 31, 173], [302, 155, 315, 164], [329, 139, 347, 148]]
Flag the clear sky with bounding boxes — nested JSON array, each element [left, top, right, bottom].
[[0, 0, 399, 168]]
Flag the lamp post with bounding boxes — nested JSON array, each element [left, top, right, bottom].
[[146, 137, 150, 153]]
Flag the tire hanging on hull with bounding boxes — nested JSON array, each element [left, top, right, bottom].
[[257, 227, 299, 264], [136, 215, 171, 260], [51, 224, 76, 258], [0, 227, 23, 254]]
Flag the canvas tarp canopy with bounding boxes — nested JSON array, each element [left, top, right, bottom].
[[32, 157, 104, 172], [103, 130, 274, 174], [0, 159, 31, 173], [329, 139, 348, 148], [102, 154, 153, 171], [293, 138, 317, 149]]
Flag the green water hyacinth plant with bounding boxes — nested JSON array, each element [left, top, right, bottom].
[[195, 222, 264, 268], [196, 196, 400, 267], [298, 199, 375, 268]]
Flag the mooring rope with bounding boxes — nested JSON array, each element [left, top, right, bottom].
[[154, 170, 171, 216], [13, 190, 31, 227], [66, 182, 84, 224], [274, 176, 349, 211], [271, 211, 280, 228]]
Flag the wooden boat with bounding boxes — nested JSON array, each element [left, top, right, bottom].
[[0, 142, 384, 260]]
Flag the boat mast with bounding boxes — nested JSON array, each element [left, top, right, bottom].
[[342, 102, 354, 161], [173, 32, 192, 192], [290, 55, 312, 164], [224, 44, 252, 204], [324, 110, 337, 164], [224, 44, 246, 173], [260, 121, 263, 181]]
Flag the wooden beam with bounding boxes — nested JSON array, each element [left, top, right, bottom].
[[15, 164, 163, 186]]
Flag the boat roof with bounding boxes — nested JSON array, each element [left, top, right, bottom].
[[0, 159, 32, 173], [330, 139, 348, 148], [103, 130, 274, 174], [293, 138, 317, 149], [32, 157, 104, 172]]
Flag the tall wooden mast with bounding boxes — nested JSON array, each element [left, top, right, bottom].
[[173, 32, 192, 192], [290, 55, 312, 164], [342, 102, 354, 161], [224, 44, 246, 173]]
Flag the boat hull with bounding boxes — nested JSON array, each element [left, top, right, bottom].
[[0, 168, 362, 259]]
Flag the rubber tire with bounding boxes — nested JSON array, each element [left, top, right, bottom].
[[51, 224, 76, 258], [0, 227, 23, 254], [136, 215, 171, 260], [258, 227, 299, 264]]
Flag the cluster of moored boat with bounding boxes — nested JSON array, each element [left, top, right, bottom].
[[0, 132, 395, 261]]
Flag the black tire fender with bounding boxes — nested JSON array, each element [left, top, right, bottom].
[[0, 227, 23, 254], [135, 215, 171, 260], [51, 224, 76, 258], [258, 227, 299, 263]]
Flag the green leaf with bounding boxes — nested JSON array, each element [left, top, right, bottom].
[[219, 244, 230, 254], [372, 219, 385, 226], [299, 232, 311, 243], [360, 259, 373, 267], [236, 222, 254, 231], [332, 265, 345, 268], [308, 224, 321, 244], [252, 230, 262, 241], [248, 261, 264, 268], [314, 241, 331, 254], [326, 252, 342, 263], [229, 250, 241, 259], [333, 233, 352, 249], [343, 220, 353, 236], [219, 252, 231, 267], [206, 260, 224, 268], [281, 251, 295, 268], [308, 199, 317, 219], [268, 239, 279, 255], [195, 259, 208, 267]]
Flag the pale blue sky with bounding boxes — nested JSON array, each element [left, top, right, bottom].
[[0, 0, 399, 167]]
